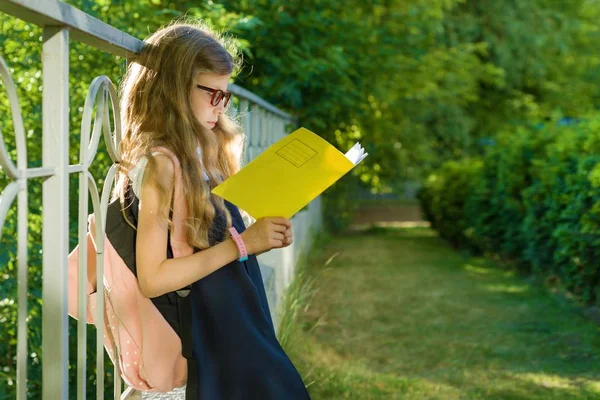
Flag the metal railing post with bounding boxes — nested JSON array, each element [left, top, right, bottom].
[[41, 25, 70, 400]]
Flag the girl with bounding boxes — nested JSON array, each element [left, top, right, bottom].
[[114, 20, 311, 399]]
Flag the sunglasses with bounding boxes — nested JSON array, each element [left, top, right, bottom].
[[196, 84, 232, 107]]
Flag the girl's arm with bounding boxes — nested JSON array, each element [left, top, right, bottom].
[[135, 154, 291, 298]]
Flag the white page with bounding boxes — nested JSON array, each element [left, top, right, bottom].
[[344, 142, 368, 165]]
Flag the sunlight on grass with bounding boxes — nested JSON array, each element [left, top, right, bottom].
[[515, 372, 584, 390], [350, 221, 431, 231], [587, 381, 600, 392], [463, 263, 492, 275], [483, 283, 530, 294]]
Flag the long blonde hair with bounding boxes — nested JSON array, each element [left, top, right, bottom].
[[114, 20, 244, 249]]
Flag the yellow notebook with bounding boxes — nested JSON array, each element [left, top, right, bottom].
[[211, 127, 368, 219]]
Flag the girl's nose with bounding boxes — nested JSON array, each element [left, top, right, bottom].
[[214, 102, 225, 115]]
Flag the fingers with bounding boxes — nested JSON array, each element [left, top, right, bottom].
[[270, 224, 288, 234], [259, 217, 291, 233], [282, 228, 293, 246], [276, 226, 293, 240], [264, 217, 291, 229], [270, 230, 293, 248]]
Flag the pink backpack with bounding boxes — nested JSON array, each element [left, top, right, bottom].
[[67, 147, 194, 392]]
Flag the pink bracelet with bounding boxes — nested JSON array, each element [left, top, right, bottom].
[[229, 227, 249, 262]]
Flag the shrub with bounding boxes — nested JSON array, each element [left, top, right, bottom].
[[419, 116, 600, 305]]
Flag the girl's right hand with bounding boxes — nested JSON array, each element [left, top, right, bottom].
[[240, 217, 292, 255]]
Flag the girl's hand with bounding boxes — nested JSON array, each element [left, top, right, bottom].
[[240, 217, 292, 255], [282, 225, 293, 247]]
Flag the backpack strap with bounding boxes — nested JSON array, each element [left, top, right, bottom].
[[148, 147, 195, 372], [149, 146, 194, 259]]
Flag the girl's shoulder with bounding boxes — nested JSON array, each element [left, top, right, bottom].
[[128, 151, 176, 198]]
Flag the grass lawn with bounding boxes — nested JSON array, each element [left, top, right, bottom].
[[281, 226, 600, 400]]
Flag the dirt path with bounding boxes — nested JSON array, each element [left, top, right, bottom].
[[351, 200, 430, 229]]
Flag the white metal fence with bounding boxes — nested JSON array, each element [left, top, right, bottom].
[[0, 0, 322, 398]]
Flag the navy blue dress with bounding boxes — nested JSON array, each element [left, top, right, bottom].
[[188, 199, 311, 399]]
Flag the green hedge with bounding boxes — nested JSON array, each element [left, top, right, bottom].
[[418, 116, 600, 305], [417, 158, 484, 251]]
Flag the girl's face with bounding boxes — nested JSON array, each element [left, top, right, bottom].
[[191, 72, 232, 130]]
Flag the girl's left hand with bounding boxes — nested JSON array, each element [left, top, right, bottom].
[[282, 225, 293, 247]]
